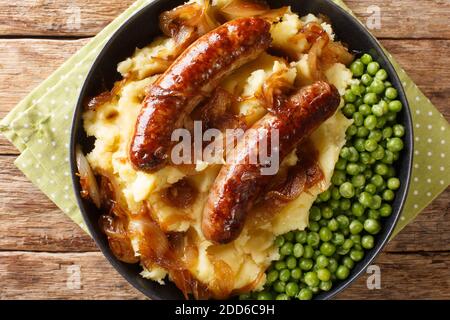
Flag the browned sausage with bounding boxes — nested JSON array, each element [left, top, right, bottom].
[[130, 17, 272, 172], [202, 81, 340, 244]]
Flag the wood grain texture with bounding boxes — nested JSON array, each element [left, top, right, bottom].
[[0, 39, 89, 120], [0, 251, 448, 299], [0, 0, 449, 39]]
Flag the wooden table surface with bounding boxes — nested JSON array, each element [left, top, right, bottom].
[[0, 0, 449, 300]]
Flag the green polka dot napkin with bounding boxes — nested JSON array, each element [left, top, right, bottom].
[[0, 0, 449, 237]]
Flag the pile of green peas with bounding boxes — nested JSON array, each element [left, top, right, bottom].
[[240, 53, 405, 301]]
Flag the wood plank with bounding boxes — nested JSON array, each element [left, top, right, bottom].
[[0, 251, 448, 299], [0, 38, 88, 121], [0, 1, 449, 39], [337, 252, 450, 299], [0, 155, 449, 253], [0, 156, 97, 252]]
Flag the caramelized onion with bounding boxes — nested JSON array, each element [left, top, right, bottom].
[[159, 1, 219, 53], [76, 145, 101, 208], [220, 0, 287, 22], [86, 79, 126, 111], [257, 67, 293, 111], [161, 179, 198, 209]]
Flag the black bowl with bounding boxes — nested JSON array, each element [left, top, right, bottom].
[[70, 0, 413, 300]]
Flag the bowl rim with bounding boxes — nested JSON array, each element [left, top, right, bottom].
[[70, 0, 413, 300]]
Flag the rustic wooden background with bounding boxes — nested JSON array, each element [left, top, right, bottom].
[[0, 0, 449, 299]]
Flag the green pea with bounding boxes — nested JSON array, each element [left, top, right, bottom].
[[307, 232, 320, 248], [383, 189, 395, 201], [361, 73, 373, 86], [367, 61, 380, 75], [357, 126, 370, 138], [299, 258, 313, 271], [385, 87, 398, 100], [391, 124, 404, 138], [319, 227, 333, 242], [365, 183, 377, 194], [295, 230, 307, 244], [339, 182, 355, 198], [320, 242, 336, 257], [316, 255, 329, 269], [298, 288, 313, 300], [382, 127, 393, 139], [309, 206, 321, 222], [349, 220, 364, 234], [380, 203, 392, 217], [376, 116, 387, 128], [317, 268, 331, 282], [336, 265, 350, 280], [371, 145, 385, 161], [375, 163, 389, 176], [368, 209, 380, 219], [331, 187, 341, 200], [279, 268, 291, 282], [346, 124, 358, 136], [344, 90, 357, 103], [364, 115, 378, 130], [350, 60, 365, 77], [339, 199, 351, 211], [348, 147, 360, 162], [274, 235, 285, 247], [353, 111, 364, 126], [331, 232, 345, 246], [364, 218, 381, 234], [321, 206, 334, 219], [351, 202, 365, 217], [360, 152, 372, 165], [371, 174, 384, 187], [273, 280, 286, 293], [388, 100, 402, 113], [369, 130, 383, 142], [386, 177, 400, 191], [286, 256, 297, 269], [239, 293, 252, 300], [330, 199, 340, 211], [275, 260, 286, 271], [319, 189, 331, 202], [370, 195, 382, 210], [284, 282, 299, 297], [363, 139, 377, 152], [257, 291, 273, 300], [355, 138, 366, 152], [304, 271, 320, 287], [276, 293, 290, 300], [342, 256, 355, 269], [372, 103, 385, 117], [363, 92, 379, 105], [351, 83, 364, 96], [358, 104, 372, 116], [359, 192, 373, 208], [386, 111, 397, 122], [319, 280, 332, 292], [309, 221, 320, 232], [361, 235, 375, 249], [355, 97, 364, 107], [284, 231, 294, 242], [332, 170, 347, 186], [293, 243, 305, 258], [360, 53, 373, 65], [337, 215, 350, 229], [342, 104, 355, 119], [280, 242, 294, 256], [340, 147, 351, 159], [342, 239, 354, 251], [291, 268, 302, 280], [350, 249, 365, 262], [303, 245, 314, 259], [267, 270, 279, 284], [375, 69, 388, 81], [346, 163, 361, 176], [369, 79, 385, 94], [387, 137, 404, 152]]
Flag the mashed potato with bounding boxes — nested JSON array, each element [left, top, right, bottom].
[[83, 3, 352, 296]]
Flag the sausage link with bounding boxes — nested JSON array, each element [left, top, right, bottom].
[[202, 81, 340, 244], [130, 18, 272, 172]]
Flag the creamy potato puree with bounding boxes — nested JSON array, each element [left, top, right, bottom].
[[83, 3, 352, 295]]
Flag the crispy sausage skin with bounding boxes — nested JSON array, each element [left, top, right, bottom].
[[130, 18, 272, 172], [202, 81, 340, 244]]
